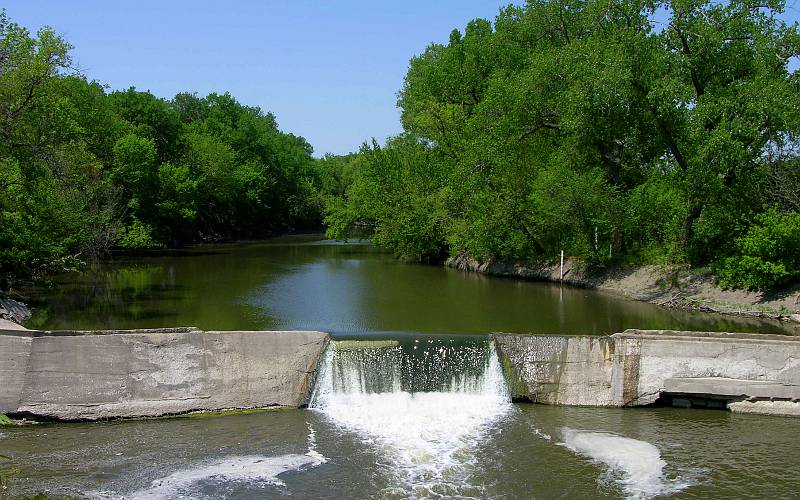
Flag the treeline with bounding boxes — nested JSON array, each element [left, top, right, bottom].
[[0, 11, 326, 288], [326, 0, 800, 290]]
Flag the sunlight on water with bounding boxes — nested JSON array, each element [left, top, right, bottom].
[[310, 339, 512, 497]]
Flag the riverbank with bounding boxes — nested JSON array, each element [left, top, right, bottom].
[[447, 255, 800, 329]]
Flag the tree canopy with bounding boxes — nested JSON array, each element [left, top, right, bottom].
[[327, 0, 800, 289], [0, 10, 326, 288], [2, 2, 799, 291]]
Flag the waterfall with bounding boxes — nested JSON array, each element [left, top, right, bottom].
[[309, 337, 512, 497]]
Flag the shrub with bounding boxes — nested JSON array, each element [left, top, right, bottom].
[[716, 208, 800, 290], [118, 219, 161, 249]]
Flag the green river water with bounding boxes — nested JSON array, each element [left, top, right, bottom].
[[2, 236, 798, 499]]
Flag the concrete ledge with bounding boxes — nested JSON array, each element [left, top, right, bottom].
[[0, 318, 29, 331], [613, 328, 800, 344], [728, 400, 800, 416], [495, 330, 800, 416], [664, 377, 800, 400], [0, 328, 329, 420]]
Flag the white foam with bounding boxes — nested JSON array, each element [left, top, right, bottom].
[[531, 426, 551, 441], [92, 427, 326, 499], [310, 343, 512, 496], [561, 428, 691, 499], [129, 454, 321, 499]]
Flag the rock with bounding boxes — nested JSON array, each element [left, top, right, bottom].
[[0, 297, 31, 326]]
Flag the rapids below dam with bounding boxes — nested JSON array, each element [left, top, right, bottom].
[[4, 237, 800, 498]]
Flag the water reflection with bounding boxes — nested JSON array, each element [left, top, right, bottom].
[[23, 236, 791, 335]]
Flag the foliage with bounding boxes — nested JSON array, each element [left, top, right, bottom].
[[327, 0, 800, 289], [118, 219, 161, 250], [717, 209, 800, 290], [0, 10, 329, 288]]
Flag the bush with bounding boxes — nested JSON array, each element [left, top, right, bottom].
[[716, 208, 800, 290], [118, 219, 161, 249]]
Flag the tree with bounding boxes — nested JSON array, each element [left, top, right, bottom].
[[330, 0, 800, 290]]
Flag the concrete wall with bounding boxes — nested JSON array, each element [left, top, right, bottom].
[[0, 328, 329, 420], [611, 330, 800, 407], [495, 334, 614, 405], [495, 330, 800, 416]]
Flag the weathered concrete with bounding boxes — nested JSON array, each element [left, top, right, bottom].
[[0, 318, 29, 331], [727, 400, 800, 416], [0, 332, 32, 413], [495, 330, 800, 416], [0, 328, 329, 420], [495, 334, 614, 405], [614, 330, 800, 410]]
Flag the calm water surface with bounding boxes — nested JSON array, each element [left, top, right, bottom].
[[22, 235, 790, 335], [5, 237, 798, 499]]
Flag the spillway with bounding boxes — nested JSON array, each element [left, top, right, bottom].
[[309, 337, 512, 497]]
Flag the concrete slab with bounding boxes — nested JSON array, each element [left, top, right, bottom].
[[664, 377, 800, 400], [1, 328, 329, 420]]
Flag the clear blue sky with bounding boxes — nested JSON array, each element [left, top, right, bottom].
[[3, 1, 521, 156], [4, 1, 798, 156]]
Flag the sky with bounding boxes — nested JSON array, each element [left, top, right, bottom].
[[3, 1, 521, 156], [4, 1, 798, 156]]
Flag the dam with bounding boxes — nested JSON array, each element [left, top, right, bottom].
[[1, 327, 798, 419], [2, 327, 800, 498], [3, 241, 799, 498]]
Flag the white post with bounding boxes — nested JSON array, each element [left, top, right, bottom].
[[560, 250, 564, 282]]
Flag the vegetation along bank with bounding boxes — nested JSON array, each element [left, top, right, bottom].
[[324, 0, 800, 302], [2, 0, 800, 311]]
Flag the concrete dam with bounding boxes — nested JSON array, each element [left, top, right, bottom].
[[0, 326, 798, 420]]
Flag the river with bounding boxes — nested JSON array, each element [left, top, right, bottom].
[[2, 236, 798, 499], [19, 235, 789, 335]]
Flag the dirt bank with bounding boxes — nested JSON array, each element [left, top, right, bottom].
[[446, 255, 800, 328]]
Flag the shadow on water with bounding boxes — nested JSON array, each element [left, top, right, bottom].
[[21, 236, 793, 335]]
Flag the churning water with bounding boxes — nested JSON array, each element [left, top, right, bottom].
[[309, 338, 513, 497], [560, 428, 696, 499]]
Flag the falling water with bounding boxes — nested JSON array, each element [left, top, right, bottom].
[[309, 337, 512, 497]]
